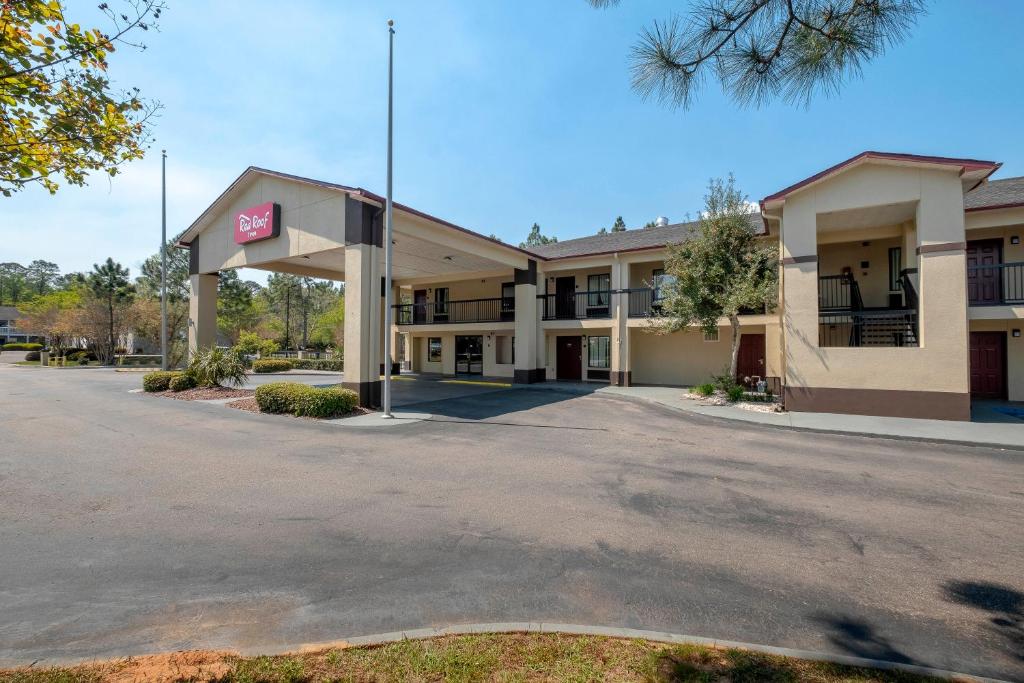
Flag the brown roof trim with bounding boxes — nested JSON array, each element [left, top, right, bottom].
[[917, 241, 966, 255], [761, 151, 1001, 204], [781, 254, 817, 265]]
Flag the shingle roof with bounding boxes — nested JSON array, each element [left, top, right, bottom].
[[525, 213, 764, 260], [965, 176, 1024, 211]]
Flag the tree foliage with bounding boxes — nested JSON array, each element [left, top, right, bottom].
[[590, 0, 925, 108], [657, 175, 777, 378], [86, 257, 133, 363], [1, 0, 164, 196], [520, 222, 558, 248]]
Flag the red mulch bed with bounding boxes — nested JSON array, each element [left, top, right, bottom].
[[155, 386, 254, 401]]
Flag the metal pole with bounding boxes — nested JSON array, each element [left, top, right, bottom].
[[382, 20, 395, 418], [160, 149, 168, 371]]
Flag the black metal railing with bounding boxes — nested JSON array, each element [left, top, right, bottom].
[[819, 309, 919, 348], [967, 261, 1024, 306], [818, 274, 862, 312], [395, 297, 507, 325], [540, 291, 613, 320], [625, 288, 663, 318]]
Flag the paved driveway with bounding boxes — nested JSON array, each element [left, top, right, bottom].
[[1, 366, 1023, 679]]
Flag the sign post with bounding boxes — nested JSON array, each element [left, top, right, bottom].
[[382, 19, 396, 418]]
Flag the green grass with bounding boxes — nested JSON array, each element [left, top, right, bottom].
[[0, 633, 943, 683]]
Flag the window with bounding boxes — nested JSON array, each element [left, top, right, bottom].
[[888, 247, 902, 292], [588, 273, 611, 307], [588, 335, 610, 368], [495, 335, 514, 364], [434, 288, 449, 316], [501, 282, 515, 318], [703, 329, 719, 342], [652, 268, 676, 301], [428, 337, 442, 362]]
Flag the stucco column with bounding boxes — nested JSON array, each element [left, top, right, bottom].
[[342, 196, 383, 407], [610, 259, 631, 386], [513, 259, 544, 383], [188, 273, 218, 357], [386, 283, 401, 375]]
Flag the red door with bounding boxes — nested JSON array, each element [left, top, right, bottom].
[[556, 336, 582, 381], [736, 333, 766, 385], [966, 240, 1002, 305], [970, 331, 1006, 399]]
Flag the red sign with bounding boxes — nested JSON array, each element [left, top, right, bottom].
[[234, 202, 281, 244]]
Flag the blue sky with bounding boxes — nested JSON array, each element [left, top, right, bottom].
[[5, 0, 1024, 282]]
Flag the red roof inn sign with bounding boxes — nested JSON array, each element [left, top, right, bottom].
[[234, 201, 281, 244]]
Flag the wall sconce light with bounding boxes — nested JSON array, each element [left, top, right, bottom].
[[860, 261, 870, 269], [1013, 329, 1021, 338], [1012, 236, 1020, 245]]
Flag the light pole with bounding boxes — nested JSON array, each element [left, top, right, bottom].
[[382, 19, 395, 418], [160, 149, 168, 371]]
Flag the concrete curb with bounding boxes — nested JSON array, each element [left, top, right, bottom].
[[254, 623, 1006, 682]]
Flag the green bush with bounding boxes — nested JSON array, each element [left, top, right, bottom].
[[693, 383, 715, 397], [3, 342, 42, 351], [169, 373, 197, 392], [726, 385, 745, 402], [188, 346, 247, 387], [24, 350, 41, 362], [252, 359, 293, 373], [143, 371, 181, 392], [233, 331, 280, 358], [290, 358, 343, 371], [254, 382, 358, 418]]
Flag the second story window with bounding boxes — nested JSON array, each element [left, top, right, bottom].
[[653, 268, 676, 302], [588, 273, 610, 307]]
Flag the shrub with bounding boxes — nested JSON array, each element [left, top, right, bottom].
[[290, 358, 344, 371], [693, 383, 715, 397], [3, 342, 43, 351], [233, 331, 280, 358], [143, 371, 181, 392], [254, 382, 359, 418], [188, 345, 247, 387], [25, 350, 41, 362], [726, 385, 745, 402], [253, 359, 293, 373], [294, 386, 358, 417], [169, 373, 198, 392], [78, 357, 90, 366]]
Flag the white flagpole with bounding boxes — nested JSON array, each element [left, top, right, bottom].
[[160, 149, 168, 371], [382, 20, 395, 418]]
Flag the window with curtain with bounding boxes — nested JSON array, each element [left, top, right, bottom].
[[428, 337, 442, 362], [588, 336, 610, 368], [588, 273, 610, 307]]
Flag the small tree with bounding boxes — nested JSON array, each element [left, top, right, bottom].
[[611, 216, 627, 232], [657, 175, 777, 380], [519, 222, 558, 249], [86, 258, 134, 363]]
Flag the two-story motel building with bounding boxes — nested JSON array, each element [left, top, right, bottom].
[[177, 151, 1024, 421]]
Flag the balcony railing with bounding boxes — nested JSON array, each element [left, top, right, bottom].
[[539, 291, 613, 320], [625, 288, 664, 318], [967, 261, 1024, 306], [819, 309, 919, 347], [394, 297, 509, 325]]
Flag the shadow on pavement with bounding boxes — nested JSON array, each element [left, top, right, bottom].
[[943, 579, 1024, 663], [812, 614, 919, 665], [403, 386, 600, 423]]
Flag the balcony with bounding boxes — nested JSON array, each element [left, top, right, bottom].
[[394, 297, 511, 325], [540, 291, 612, 320], [967, 261, 1024, 306], [818, 271, 919, 347]]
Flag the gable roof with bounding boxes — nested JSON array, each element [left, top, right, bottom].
[[526, 213, 764, 260], [761, 151, 1001, 209], [965, 175, 1024, 212], [0, 305, 22, 320]]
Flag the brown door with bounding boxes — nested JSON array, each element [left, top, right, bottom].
[[736, 333, 766, 385], [556, 336, 582, 381], [970, 331, 1006, 399], [966, 240, 1002, 305], [413, 289, 427, 323]]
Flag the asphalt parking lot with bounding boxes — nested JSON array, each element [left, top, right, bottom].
[[1, 364, 1023, 679]]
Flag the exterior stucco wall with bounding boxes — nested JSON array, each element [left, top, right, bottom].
[[818, 236, 903, 309], [630, 325, 766, 386], [969, 319, 1024, 401], [410, 331, 514, 378], [781, 165, 970, 402]]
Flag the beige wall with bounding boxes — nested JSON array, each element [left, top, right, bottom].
[[629, 260, 666, 289], [965, 224, 1024, 263], [780, 164, 970, 398], [630, 326, 764, 386], [818, 236, 903, 308], [403, 275, 513, 303], [411, 331, 514, 378]]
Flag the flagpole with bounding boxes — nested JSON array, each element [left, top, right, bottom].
[[160, 149, 168, 371], [382, 19, 395, 418]]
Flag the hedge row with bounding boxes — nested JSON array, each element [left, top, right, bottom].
[[3, 342, 42, 351], [252, 359, 293, 373], [142, 370, 196, 392], [254, 382, 358, 418], [291, 358, 343, 371]]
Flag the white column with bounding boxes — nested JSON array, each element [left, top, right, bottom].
[[513, 260, 543, 383], [343, 242, 381, 407], [188, 273, 218, 358]]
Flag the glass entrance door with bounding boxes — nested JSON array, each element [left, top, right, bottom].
[[455, 335, 484, 375]]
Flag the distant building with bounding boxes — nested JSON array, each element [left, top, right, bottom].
[[0, 306, 41, 344]]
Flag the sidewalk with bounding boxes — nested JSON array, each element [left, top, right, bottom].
[[525, 382, 1024, 450]]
